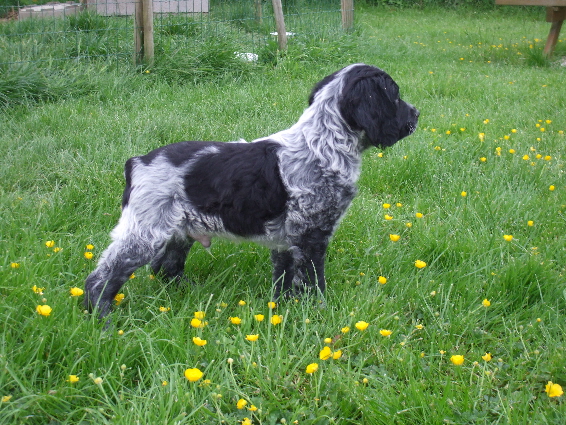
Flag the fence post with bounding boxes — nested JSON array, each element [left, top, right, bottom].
[[134, 0, 143, 65], [134, 0, 154, 66], [341, 0, 354, 31], [142, 0, 154, 66], [255, 0, 262, 24], [271, 0, 287, 51]]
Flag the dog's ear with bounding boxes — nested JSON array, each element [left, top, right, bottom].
[[339, 70, 401, 148]]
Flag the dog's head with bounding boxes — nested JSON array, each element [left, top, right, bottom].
[[309, 64, 419, 150]]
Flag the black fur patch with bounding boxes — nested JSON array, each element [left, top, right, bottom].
[[184, 141, 289, 237], [122, 158, 134, 208]]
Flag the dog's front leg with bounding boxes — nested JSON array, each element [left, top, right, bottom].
[[292, 230, 330, 296], [271, 249, 295, 299]]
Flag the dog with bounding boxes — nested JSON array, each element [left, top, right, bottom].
[[84, 63, 419, 318]]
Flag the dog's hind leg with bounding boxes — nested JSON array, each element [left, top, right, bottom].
[[84, 235, 157, 319], [150, 236, 194, 282], [271, 249, 295, 299]]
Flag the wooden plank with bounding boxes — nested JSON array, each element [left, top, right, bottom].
[[544, 18, 563, 54], [496, 0, 566, 6], [547, 6, 566, 20]]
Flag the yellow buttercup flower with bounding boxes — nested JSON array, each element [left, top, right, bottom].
[[70, 287, 84, 297], [341, 326, 350, 334], [382, 203, 391, 209], [190, 318, 204, 328], [450, 355, 465, 366], [114, 293, 125, 305], [245, 334, 259, 342], [415, 260, 427, 269], [355, 321, 369, 331], [324, 337, 332, 344], [67, 375, 79, 383], [545, 381, 563, 398], [84, 251, 94, 260], [254, 314, 265, 322], [229, 316, 242, 325], [238, 300, 246, 306], [384, 214, 393, 220], [159, 306, 170, 312], [194, 311, 206, 320], [32, 285, 45, 294], [482, 352, 492, 362], [389, 234, 400, 242], [192, 337, 207, 346], [36, 305, 52, 316], [86, 244, 94, 250], [45, 240, 55, 248], [270, 315, 283, 325], [549, 185, 555, 191], [184, 368, 203, 382], [248, 404, 258, 412], [332, 350, 343, 360], [11, 262, 20, 268], [378, 276, 387, 285], [267, 301, 276, 309], [237, 399, 248, 409], [379, 329, 392, 337], [242, 418, 252, 425], [415, 212, 423, 218], [527, 220, 534, 227], [503, 235, 513, 242], [305, 363, 319, 374], [482, 299, 491, 307], [461, 191, 467, 197], [319, 346, 333, 360]]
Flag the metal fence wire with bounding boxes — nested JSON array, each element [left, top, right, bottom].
[[0, 0, 351, 67]]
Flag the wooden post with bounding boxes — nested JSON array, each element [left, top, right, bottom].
[[142, 0, 154, 66], [134, 0, 143, 65], [544, 6, 565, 56], [271, 0, 287, 51], [341, 0, 354, 31], [255, 0, 263, 24]]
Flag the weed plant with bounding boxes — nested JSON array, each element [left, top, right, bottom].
[[1, 6, 565, 425]]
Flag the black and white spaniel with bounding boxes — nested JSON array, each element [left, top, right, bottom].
[[85, 63, 419, 318]]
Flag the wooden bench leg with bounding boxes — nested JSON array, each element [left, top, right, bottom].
[[544, 7, 565, 57]]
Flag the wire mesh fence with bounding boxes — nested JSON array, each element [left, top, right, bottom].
[[0, 0, 351, 68]]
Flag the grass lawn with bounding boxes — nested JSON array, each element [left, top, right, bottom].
[[1, 5, 565, 424]]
